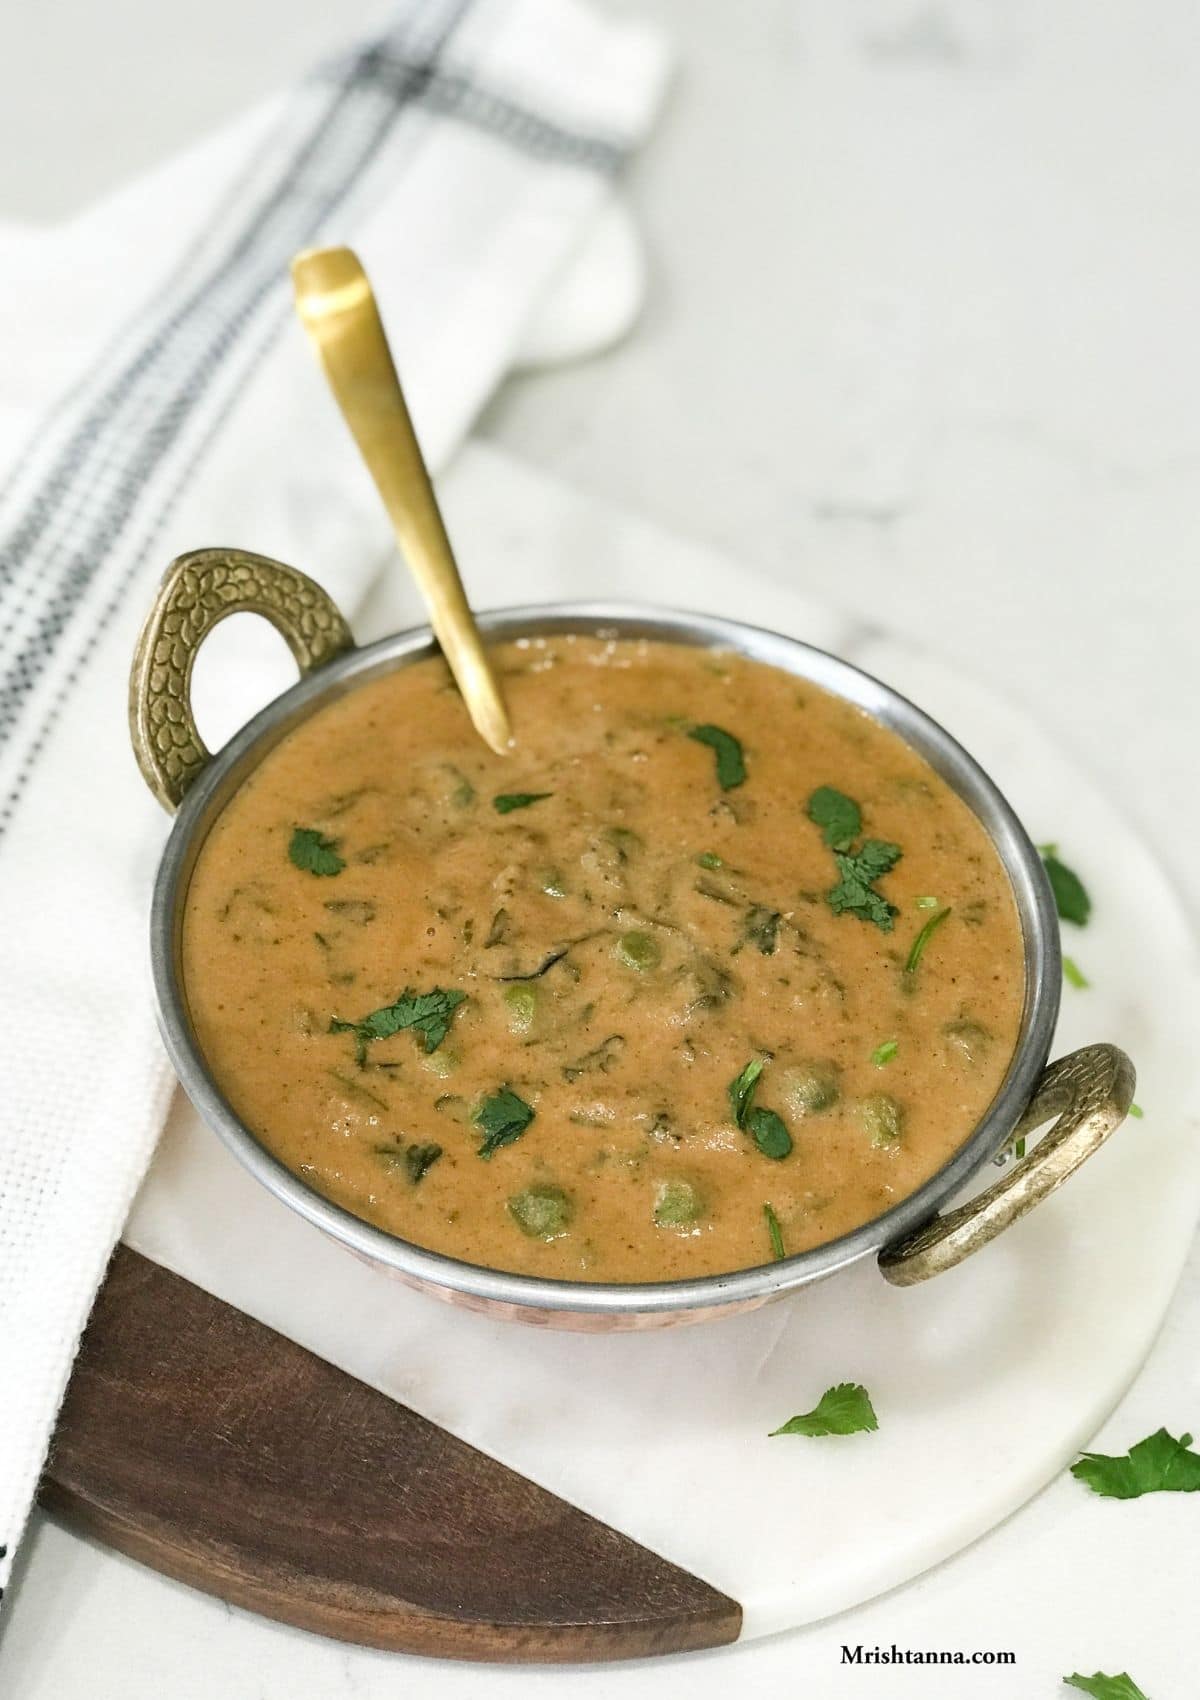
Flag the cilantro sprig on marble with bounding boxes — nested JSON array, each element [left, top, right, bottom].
[[1040, 844, 1092, 926], [1040, 842, 1093, 986], [1063, 954, 1089, 989], [807, 787, 902, 932], [330, 987, 465, 1063], [1070, 1426, 1200, 1499], [1064, 1673, 1150, 1700], [770, 1382, 878, 1438]]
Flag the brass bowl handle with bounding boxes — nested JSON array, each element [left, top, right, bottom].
[[879, 1042, 1135, 1286], [129, 548, 354, 813]]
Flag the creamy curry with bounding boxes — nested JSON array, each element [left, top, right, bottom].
[[181, 635, 1025, 1281]]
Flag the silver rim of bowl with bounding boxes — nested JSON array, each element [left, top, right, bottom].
[[150, 603, 1062, 1316]]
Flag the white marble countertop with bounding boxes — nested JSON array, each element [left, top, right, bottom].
[[2, 1, 1199, 1694]]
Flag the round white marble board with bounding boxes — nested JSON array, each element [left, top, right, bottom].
[[125, 446, 1200, 1641]]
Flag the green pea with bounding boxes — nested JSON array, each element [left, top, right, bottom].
[[435, 763, 475, 808], [860, 1093, 905, 1147], [508, 1184, 573, 1239], [653, 1178, 704, 1228], [615, 930, 661, 972], [502, 983, 539, 1034], [605, 826, 644, 861], [778, 1062, 840, 1117], [943, 1019, 992, 1064]]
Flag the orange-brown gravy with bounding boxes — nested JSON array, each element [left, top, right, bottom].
[[182, 636, 1024, 1281]]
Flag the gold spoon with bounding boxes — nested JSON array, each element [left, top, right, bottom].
[[290, 246, 511, 755]]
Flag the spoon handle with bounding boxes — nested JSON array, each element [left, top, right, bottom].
[[291, 246, 511, 754]]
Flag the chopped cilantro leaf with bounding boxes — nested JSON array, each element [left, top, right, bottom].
[[915, 894, 940, 909], [770, 1382, 878, 1438], [871, 1039, 898, 1067], [728, 1058, 793, 1158], [746, 1106, 792, 1159], [696, 850, 724, 870], [688, 723, 746, 790], [493, 792, 552, 814], [474, 1088, 535, 1158], [743, 905, 781, 955], [328, 1026, 363, 1066], [1064, 1674, 1150, 1700], [763, 1203, 786, 1261], [1042, 850, 1091, 926], [806, 786, 862, 851], [1063, 955, 1090, 989], [827, 840, 903, 931], [728, 1056, 765, 1126], [405, 1142, 443, 1183], [289, 826, 344, 876], [855, 839, 904, 882], [497, 946, 570, 983], [375, 1142, 443, 1184], [1128, 1102, 1144, 1119], [804, 790, 905, 931], [360, 988, 462, 1050], [904, 905, 952, 976], [330, 986, 465, 1061], [329, 1070, 388, 1110], [1071, 1427, 1200, 1499]]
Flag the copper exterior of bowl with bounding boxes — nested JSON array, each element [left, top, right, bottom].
[[136, 564, 1132, 1330]]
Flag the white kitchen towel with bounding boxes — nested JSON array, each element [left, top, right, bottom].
[[0, 0, 668, 1601]]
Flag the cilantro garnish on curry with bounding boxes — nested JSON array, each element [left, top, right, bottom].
[[288, 825, 345, 877], [182, 634, 1024, 1282]]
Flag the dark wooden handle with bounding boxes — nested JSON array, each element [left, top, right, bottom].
[[41, 1248, 741, 1663]]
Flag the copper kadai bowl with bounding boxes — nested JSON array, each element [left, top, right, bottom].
[[130, 548, 1135, 1331]]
